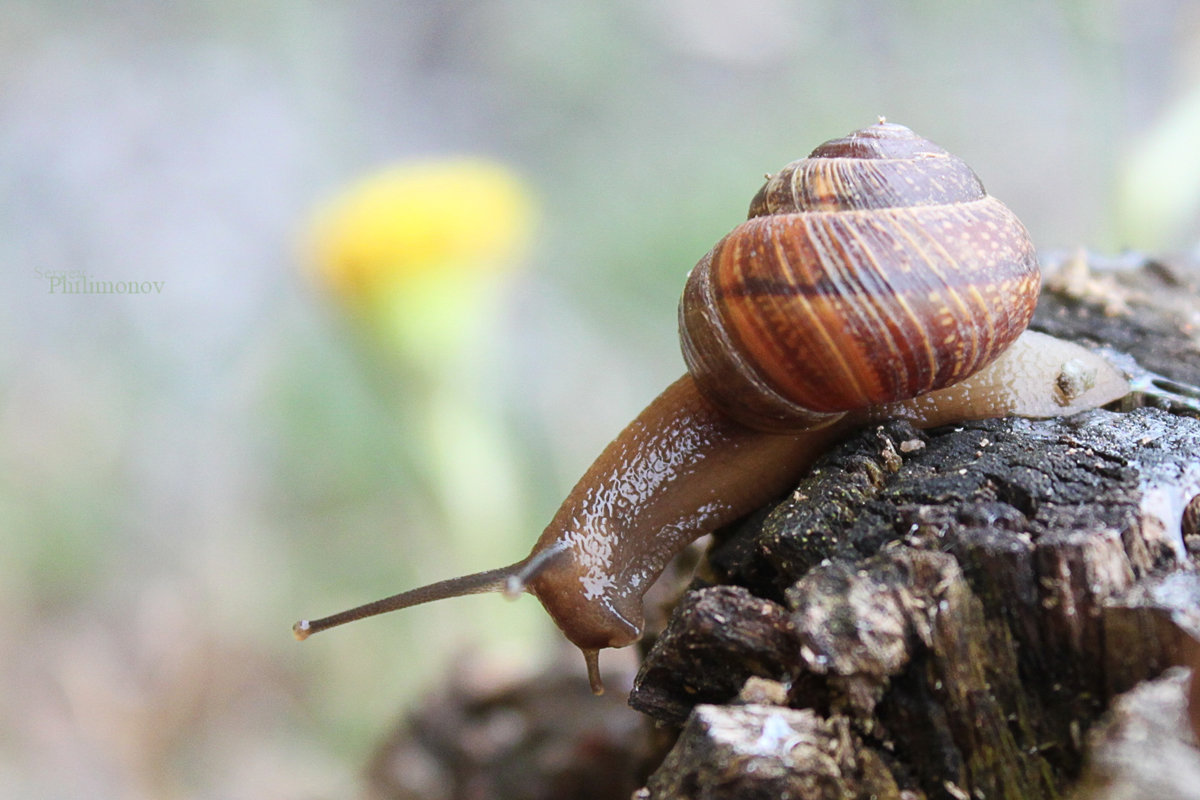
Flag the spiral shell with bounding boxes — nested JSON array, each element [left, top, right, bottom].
[[679, 121, 1041, 431]]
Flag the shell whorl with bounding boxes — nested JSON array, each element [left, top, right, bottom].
[[679, 121, 1041, 431]]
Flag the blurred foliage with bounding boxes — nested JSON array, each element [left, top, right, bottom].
[[1117, 82, 1200, 249], [2, 0, 1199, 798]]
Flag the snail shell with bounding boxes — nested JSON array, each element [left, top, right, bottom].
[[681, 122, 1041, 430]]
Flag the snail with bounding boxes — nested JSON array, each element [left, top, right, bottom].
[[294, 120, 1130, 694]]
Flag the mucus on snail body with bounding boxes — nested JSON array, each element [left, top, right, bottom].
[[294, 120, 1130, 695]]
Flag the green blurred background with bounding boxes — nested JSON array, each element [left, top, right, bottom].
[[3, 1, 1199, 797]]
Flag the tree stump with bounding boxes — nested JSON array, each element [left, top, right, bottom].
[[368, 252, 1200, 800], [629, 251, 1200, 799]]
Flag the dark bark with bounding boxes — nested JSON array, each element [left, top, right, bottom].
[[630, 251, 1200, 799], [363, 667, 649, 800]]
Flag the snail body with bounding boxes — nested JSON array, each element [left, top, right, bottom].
[[294, 122, 1130, 694]]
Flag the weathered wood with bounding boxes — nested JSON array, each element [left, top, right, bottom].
[[636, 704, 903, 800], [628, 585, 802, 724], [363, 668, 647, 800], [630, 252, 1200, 799]]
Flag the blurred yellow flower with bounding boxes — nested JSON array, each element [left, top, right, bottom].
[[306, 158, 535, 361], [310, 158, 534, 300]]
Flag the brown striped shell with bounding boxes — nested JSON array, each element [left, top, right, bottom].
[[679, 121, 1041, 431]]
